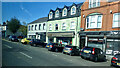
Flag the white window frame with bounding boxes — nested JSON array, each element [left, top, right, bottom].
[[49, 12, 53, 19], [70, 21, 76, 29], [62, 23, 66, 30], [43, 23, 46, 30], [28, 26, 30, 31], [71, 6, 76, 15], [49, 24, 52, 30], [89, 0, 100, 8], [86, 15, 103, 29], [62, 8, 67, 16], [113, 13, 120, 28], [55, 24, 59, 30], [55, 10, 59, 18]]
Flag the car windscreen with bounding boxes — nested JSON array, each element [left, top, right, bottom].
[[12, 36, 16, 38], [27, 39, 31, 40], [65, 45, 72, 48]]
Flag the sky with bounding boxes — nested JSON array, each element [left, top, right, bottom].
[[2, 0, 85, 25]]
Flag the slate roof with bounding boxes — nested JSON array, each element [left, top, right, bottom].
[[48, 2, 83, 21], [28, 17, 48, 24]]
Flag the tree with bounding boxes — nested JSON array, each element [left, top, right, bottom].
[[18, 22, 27, 36], [7, 17, 21, 34]]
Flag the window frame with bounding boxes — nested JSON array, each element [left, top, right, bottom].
[[70, 21, 76, 30], [112, 13, 120, 28], [49, 24, 52, 31], [89, 0, 100, 8], [39, 24, 41, 30], [49, 12, 53, 19], [86, 15, 103, 29], [71, 6, 76, 15], [62, 23, 66, 30], [35, 25, 37, 30], [62, 8, 67, 17], [55, 24, 59, 30], [43, 23, 46, 30], [55, 10, 59, 18]]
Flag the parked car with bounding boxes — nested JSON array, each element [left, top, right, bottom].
[[21, 38, 31, 44], [46, 43, 56, 48], [17, 36, 24, 39], [47, 43, 65, 52], [29, 39, 47, 47], [111, 53, 120, 67], [80, 47, 106, 62], [62, 45, 80, 56], [9, 36, 18, 42]]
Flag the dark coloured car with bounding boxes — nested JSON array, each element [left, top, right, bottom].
[[62, 45, 80, 56], [80, 47, 106, 62], [111, 53, 120, 67], [47, 43, 65, 52], [29, 39, 47, 47], [9, 36, 18, 42]]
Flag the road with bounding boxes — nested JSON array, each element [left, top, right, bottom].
[[2, 39, 114, 67]]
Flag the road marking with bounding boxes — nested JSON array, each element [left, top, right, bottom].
[[20, 52, 32, 59], [4, 45, 12, 48]]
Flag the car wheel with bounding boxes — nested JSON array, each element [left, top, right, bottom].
[[62, 52, 65, 54], [33, 44, 36, 47], [70, 53, 74, 56], [55, 48, 58, 52], [81, 56, 84, 59], [94, 57, 98, 62]]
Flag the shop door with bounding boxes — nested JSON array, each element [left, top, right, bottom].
[[80, 36, 85, 49]]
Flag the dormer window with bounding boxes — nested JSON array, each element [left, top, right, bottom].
[[89, 0, 100, 8], [49, 12, 53, 19], [62, 8, 67, 16], [55, 10, 59, 18], [71, 6, 76, 15]]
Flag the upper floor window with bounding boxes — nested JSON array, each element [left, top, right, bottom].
[[35, 25, 37, 30], [49, 12, 53, 19], [62, 23, 66, 30], [39, 24, 41, 30], [89, 0, 100, 8], [43, 23, 46, 30], [71, 6, 76, 15], [86, 14, 102, 29], [62, 8, 67, 16], [55, 10, 59, 18], [55, 24, 58, 30], [49, 24, 52, 30], [70, 21, 76, 29], [31, 25, 34, 31], [113, 13, 120, 27], [28, 26, 30, 31]]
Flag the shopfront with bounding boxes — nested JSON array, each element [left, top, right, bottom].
[[47, 32, 74, 45]]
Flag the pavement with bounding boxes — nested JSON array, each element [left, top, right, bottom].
[[1, 39, 115, 67]]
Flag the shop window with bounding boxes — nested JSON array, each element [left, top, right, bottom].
[[89, 0, 100, 8], [49, 24, 52, 30], [71, 6, 76, 15], [55, 10, 59, 18], [86, 15, 102, 29], [106, 39, 120, 55], [113, 13, 120, 28], [62, 23, 66, 30], [70, 21, 76, 29], [55, 24, 58, 30]]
